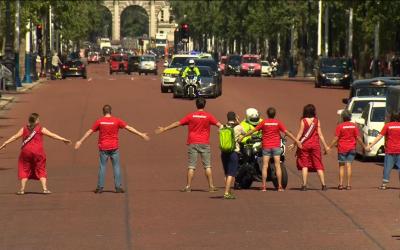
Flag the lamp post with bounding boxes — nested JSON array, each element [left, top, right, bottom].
[[4, 0, 17, 91], [14, 0, 22, 87], [23, 19, 32, 83]]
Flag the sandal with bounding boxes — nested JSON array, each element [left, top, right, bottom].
[[16, 190, 24, 195], [43, 190, 52, 194], [223, 193, 236, 199], [346, 186, 352, 190], [300, 185, 307, 191], [338, 185, 344, 190], [208, 186, 219, 193], [378, 184, 388, 190], [277, 187, 284, 192], [261, 186, 267, 192], [180, 186, 192, 192]]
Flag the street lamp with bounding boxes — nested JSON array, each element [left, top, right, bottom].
[[3, 0, 17, 91]]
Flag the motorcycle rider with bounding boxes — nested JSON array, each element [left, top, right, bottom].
[[182, 59, 200, 78], [240, 108, 263, 144]]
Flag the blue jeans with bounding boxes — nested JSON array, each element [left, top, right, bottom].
[[98, 149, 122, 189], [383, 154, 400, 183]]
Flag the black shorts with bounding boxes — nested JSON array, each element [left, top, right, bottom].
[[221, 151, 239, 177]]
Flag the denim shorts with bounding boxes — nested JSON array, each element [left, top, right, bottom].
[[338, 150, 356, 163], [188, 144, 211, 169], [262, 147, 282, 157]]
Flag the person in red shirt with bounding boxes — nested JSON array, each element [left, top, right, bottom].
[[241, 107, 301, 191], [366, 112, 400, 190], [75, 105, 149, 194], [156, 98, 222, 192], [0, 113, 71, 195], [327, 110, 366, 190]]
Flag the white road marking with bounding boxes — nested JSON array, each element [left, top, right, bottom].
[[131, 77, 134, 81]]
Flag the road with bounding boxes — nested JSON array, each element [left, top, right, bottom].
[[0, 63, 399, 250]]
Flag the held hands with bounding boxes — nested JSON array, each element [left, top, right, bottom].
[[74, 141, 82, 150], [365, 144, 372, 152]]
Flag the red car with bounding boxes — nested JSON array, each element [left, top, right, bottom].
[[109, 53, 128, 74], [219, 56, 227, 74], [240, 54, 261, 76], [87, 52, 100, 64]]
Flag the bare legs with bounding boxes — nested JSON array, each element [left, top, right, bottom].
[[20, 178, 28, 192], [18, 177, 49, 194], [185, 167, 216, 189], [261, 156, 271, 190], [338, 162, 352, 188], [301, 168, 326, 188]]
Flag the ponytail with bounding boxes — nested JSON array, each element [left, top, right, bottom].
[[28, 113, 39, 131]]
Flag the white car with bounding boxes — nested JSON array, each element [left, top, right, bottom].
[[261, 61, 272, 77], [337, 96, 386, 122], [355, 101, 386, 159], [138, 55, 157, 75]]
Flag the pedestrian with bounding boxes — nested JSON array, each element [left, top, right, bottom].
[[156, 97, 222, 192], [75, 104, 149, 194], [220, 111, 245, 199], [241, 107, 301, 191], [366, 112, 400, 190], [292, 104, 329, 191], [327, 110, 366, 190], [0, 113, 71, 195]]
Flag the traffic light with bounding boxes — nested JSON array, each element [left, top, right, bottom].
[[36, 24, 43, 55], [181, 23, 189, 41]]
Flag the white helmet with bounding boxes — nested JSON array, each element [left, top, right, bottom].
[[245, 108, 260, 126], [188, 59, 195, 68]]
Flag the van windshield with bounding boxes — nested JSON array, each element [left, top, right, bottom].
[[370, 107, 386, 122], [355, 87, 386, 97]]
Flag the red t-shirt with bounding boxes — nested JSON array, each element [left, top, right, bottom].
[[254, 118, 286, 149], [335, 121, 359, 153], [380, 122, 400, 154], [179, 111, 219, 145], [91, 116, 127, 151]]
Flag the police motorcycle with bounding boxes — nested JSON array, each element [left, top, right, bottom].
[[235, 134, 288, 189], [183, 72, 201, 99]]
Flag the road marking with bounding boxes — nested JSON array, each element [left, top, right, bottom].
[[109, 78, 116, 81], [87, 78, 92, 82], [151, 78, 157, 81], [130, 77, 134, 81]]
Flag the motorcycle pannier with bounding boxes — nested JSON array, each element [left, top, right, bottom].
[[219, 126, 236, 153]]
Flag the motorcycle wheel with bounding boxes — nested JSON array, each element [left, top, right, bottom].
[[235, 163, 254, 189], [269, 163, 288, 189]]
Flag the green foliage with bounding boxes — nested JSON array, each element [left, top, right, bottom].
[[120, 6, 149, 38]]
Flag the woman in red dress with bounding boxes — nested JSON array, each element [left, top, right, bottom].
[[293, 104, 329, 191], [0, 113, 70, 195]]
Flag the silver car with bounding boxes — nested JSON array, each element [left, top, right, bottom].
[[138, 55, 157, 75]]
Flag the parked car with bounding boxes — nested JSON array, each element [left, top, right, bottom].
[[109, 53, 128, 74], [61, 60, 87, 79], [240, 54, 261, 76], [87, 51, 100, 64], [337, 96, 386, 122], [224, 55, 242, 76], [127, 55, 140, 75], [355, 101, 386, 159], [343, 77, 400, 104], [138, 55, 157, 75], [161, 54, 198, 93], [0, 63, 12, 91], [261, 60, 272, 77], [219, 56, 227, 74], [315, 57, 353, 88], [173, 66, 220, 98]]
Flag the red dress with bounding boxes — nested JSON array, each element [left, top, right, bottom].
[[296, 118, 324, 171], [18, 125, 47, 180]]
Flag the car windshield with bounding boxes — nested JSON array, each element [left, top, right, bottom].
[[321, 58, 349, 68], [351, 101, 372, 114], [228, 56, 241, 65], [199, 68, 212, 77], [262, 61, 270, 66], [355, 87, 386, 97], [171, 57, 195, 68], [243, 57, 259, 63], [194, 60, 217, 71], [111, 56, 125, 62], [370, 107, 386, 122], [141, 56, 154, 62]]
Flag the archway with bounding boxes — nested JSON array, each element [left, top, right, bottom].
[[120, 5, 149, 39]]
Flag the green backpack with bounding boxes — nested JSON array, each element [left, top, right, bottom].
[[219, 125, 236, 153]]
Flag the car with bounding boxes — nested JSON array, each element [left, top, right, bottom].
[[240, 54, 261, 76], [181, 58, 222, 95], [337, 96, 386, 122], [61, 60, 87, 79], [224, 55, 242, 76], [315, 57, 353, 88], [355, 101, 386, 159], [138, 55, 157, 75], [109, 53, 128, 74], [161, 54, 198, 93], [261, 60, 272, 77], [343, 77, 400, 104], [0, 63, 12, 91], [173, 66, 220, 99], [127, 55, 140, 75], [219, 56, 227, 74], [198, 53, 213, 59], [87, 51, 100, 64]]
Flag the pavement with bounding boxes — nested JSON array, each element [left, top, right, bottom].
[[0, 63, 399, 250], [0, 79, 45, 110]]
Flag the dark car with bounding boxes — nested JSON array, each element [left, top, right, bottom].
[[127, 55, 140, 74], [62, 60, 87, 79], [342, 77, 400, 104], [224, 55, 242, 76], [314, 57, 353, 88], [173, 66, 220, 98]]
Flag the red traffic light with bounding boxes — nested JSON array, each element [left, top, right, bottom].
[[181, 23, 188, 30], [37, 24, 42, 29]]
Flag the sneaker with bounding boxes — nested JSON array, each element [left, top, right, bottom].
[[322, 185, 328, 191], [94, 187, 103, 194], [208, 186, 219, 193], [43, 190, 52, 194], [180, 186, 192, 192], [223, 193, 236, 199], [115, 187, 125, 193]]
